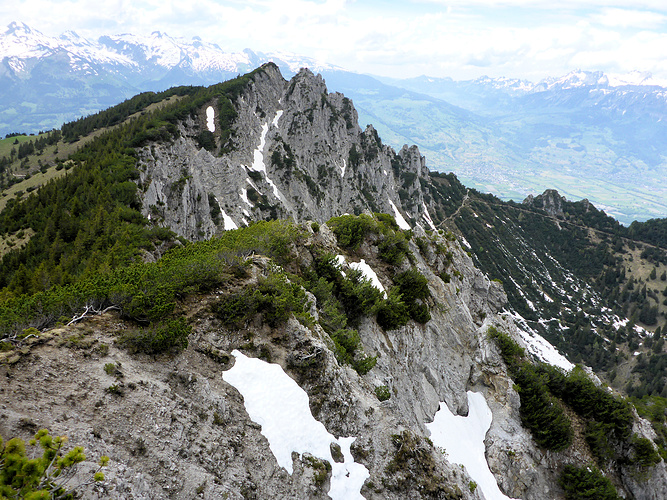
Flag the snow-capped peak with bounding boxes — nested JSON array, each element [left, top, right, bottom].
[[536, 69, 606, 91], [0, 21, 343, 78], [606, 70, 667, 88], [534, 69, 667, 91], [1, 21, 134, 69]]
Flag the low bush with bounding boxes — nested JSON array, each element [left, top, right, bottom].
[[488, 327, 572, 451], [310, 254, 383, 327], [0, 220, 299, 337], [117, 317, 191, 354], [327, 214, 376, 250], [513, 364, 573, 451], [331, 328, 361, 364], [488, 327, 651, 468], [559, 465, 620, 500], [376, 288, 410, 330], [630, 434, 661, 470], [487, 326, 525, 368], [0, 429, 108, 499], [212, 272, 307, 329], [375, 385, 391, 401], [378, 232, 410, 265], [393, 269, 431, 323]]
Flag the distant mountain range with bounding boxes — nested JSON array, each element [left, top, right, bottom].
[[2, 21, 667, 224], [0, 21, 338, 134]]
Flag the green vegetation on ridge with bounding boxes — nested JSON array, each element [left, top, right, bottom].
[[488, 326, 660, 478]]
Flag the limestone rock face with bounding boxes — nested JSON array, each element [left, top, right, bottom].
[[136, 64, 433, 239], [522, 189, 565, 218]]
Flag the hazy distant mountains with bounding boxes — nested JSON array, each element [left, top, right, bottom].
[[0, 22, 338, 134], [2, 21, 667, 224], [328, 70, 667, 224]]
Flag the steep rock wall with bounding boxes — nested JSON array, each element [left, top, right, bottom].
[[135, 64, 433, 239]]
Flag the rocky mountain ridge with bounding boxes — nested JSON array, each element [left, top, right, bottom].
[[136, 64, 432, 240], [2, 214, 663, 499], [2, 62, 667, 499]]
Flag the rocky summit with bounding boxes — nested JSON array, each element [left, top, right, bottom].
[[1, 64, 666, 499]]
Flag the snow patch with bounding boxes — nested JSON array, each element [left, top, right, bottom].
[[388, 198, 410, 230], [223, 351, 369, 499], [518, 329, 574, 371], [421, 202, 437, 231], [240, 188, 252, 206], [334, 254, 347, 271], [221, 209, 238, 230], [206, 106, 215, 132], [427, 392, 518, 500], [272, 109, 283, 127], [504, 311, 574, 371], [337, 159, 346, 178], [349, 259, 386, 298], [251, 123, 270, 173], [248, 122, 287, 204]]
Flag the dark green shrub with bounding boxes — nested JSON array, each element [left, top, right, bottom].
[[585, 421, 617, 463], [376, 288, 410, 330], [211, 290, 258, 329], [415, 236, 429, 255], [514, 364, 573, 451], [407, 302, 431, 324], [554, 367, 632, 438], [378, 232, 410, 265], [310, 255, 382, 326], [393, 269, 429, 302], [374, 213, 399, 231], [197, 130, 216, 152], [488, 327, 572, 451], [375, 385, 391, 401], [338, 269, 383, 323], [117, 317, 191, 354], [331, 328, 361, 363], [306, 276, 347, 333], [487, 326, 525, 369], [353, 355, 377, 375], [630, 434, 661, 469], [327, 214, 376, 250], [212, 272, 306, 329], [559, 465, 620, 500], [391, 268, 431, 323], [255, 274, 307, 327], [329, 328, 376, 375]]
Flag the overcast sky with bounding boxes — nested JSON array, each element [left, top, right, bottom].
[[4, 0, 667, 82]]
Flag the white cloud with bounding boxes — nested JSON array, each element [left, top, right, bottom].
[[594, 8, 667, 29], [2, 0, 667, 82]]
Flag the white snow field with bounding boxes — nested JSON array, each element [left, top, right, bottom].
[[349, 259, 386, 297], [427, 391, 518, 500], [223, 350, 369, 500], [206, 106, 215, 132], [388, 198, 411, 230]]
